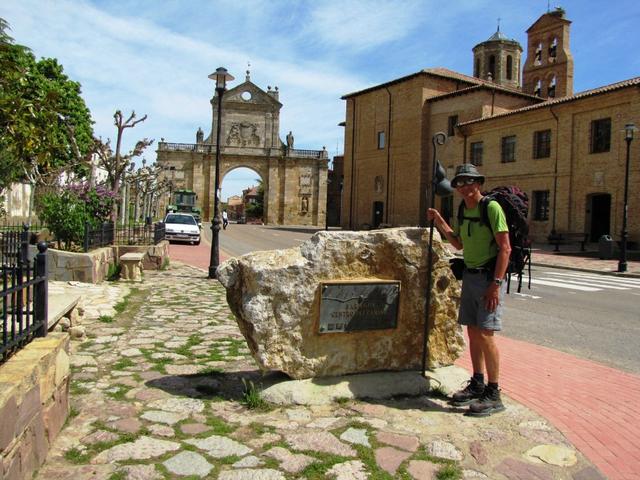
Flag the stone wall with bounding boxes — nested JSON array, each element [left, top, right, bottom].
[[30, 241, 170, 283], [116, 240, 170, 270], [0, 333, 70, 480]]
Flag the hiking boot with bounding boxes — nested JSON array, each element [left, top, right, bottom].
[[450, 377, 485, 406], [466, 385, 505, 417]]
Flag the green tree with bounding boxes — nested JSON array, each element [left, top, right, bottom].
[[0, 18, 94, 194], [244, 179, 264, 219]]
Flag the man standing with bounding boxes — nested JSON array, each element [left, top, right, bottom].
[[222, 210, 229, 230], [427, 164, 511, 417]]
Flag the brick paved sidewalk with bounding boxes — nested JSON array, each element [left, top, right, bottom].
[[457, 336, 640, 480]]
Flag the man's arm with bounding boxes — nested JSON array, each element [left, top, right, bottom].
[[483, 231, 511, 312], [427, 208, 463, 250]]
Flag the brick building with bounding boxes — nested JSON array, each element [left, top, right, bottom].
[[341, 8, 639, 244]]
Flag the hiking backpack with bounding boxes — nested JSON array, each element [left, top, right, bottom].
[[457, 186, 532, 293]]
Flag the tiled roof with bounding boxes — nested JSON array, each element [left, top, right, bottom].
[[341, 67, 488, 99], [427, 83, 543, 103], [458, 76, 640, 126]]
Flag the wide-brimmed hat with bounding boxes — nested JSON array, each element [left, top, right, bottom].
[[451, 163, 485, 186]]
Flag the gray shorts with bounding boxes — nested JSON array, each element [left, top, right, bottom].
[[458, 270, 506, 331]]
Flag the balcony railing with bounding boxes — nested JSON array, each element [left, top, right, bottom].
[[157, 142, 328, 159]]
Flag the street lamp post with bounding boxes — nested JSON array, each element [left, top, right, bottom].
[[618, 123, 637, 273], [208, 67, 234, 279]]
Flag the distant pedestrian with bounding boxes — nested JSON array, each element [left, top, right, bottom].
[[222, 210, 229, 230], [427, 164, 511, 417]]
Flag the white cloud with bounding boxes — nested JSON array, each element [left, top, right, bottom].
[[304, 0, 426, 52]]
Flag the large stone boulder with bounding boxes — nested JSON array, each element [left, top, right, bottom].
[[217, 227, 464, 379]]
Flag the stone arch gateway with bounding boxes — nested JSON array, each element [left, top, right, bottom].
[[156, 70, 328, 226]]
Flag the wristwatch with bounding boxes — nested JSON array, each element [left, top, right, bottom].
[[493, 278, 503, 286]]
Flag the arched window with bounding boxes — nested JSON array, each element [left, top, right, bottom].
[[488, 55, 496, 81], [548, 37, 558, 61], [534, 79, 542, 97], [474, 58, 480, 78], [506, 55, 513, 80], [548, 76, 557, 98], [534, 42, 543, 65]]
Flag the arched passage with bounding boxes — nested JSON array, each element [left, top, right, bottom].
[[220, 166, 265, 222]]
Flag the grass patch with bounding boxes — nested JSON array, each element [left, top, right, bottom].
[[205, 416, 235, 435], [334, 396, 351, 405], [249, 422, 276, 436], [107, 263, 121, 281], [105, 385, 132, 401], [112, 357, 135, 370], [108, 472, 127, 480], [160, 257, 170, 271], [114, 288, 139, 314], [70, 383, 91, 395], [64, 447, 91, 464], [175, 334, 204, 358], [98, 315, 114, 323], [299, 452, 352, 479], [436, 464, 463, 480]]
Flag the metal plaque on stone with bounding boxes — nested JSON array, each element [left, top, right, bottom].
[[318, 281, 400, 334]]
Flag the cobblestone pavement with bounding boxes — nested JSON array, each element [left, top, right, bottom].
[[37, 263, 600, 480]]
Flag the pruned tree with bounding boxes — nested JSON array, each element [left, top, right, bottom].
[[93, 110, 153, 221]]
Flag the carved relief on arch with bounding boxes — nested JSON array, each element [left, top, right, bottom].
[[226, 122, 261, 147]]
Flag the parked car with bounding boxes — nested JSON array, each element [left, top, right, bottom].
[[163, 213, 200, 245]]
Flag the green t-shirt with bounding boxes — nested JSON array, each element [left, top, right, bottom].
[[454, 200, 509, 268]]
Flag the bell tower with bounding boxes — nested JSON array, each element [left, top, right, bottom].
[[472, 22, 523, 89], [522, 7, 574, 98]]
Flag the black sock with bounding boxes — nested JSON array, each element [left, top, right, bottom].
[[487, 382, 499, 391], [473, 373, 484, 383]]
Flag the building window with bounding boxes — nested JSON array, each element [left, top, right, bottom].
[[501, 135, 516, 163], [377, 131, 385, 149], [447, 115, 458, 137], [474, 58, 480, 78], [488, 55, 496, 80], [534, 79, 542, 97], [548, 37, 558, 61], [590, 118, 611, 153], [470, 142, 483, 166], [533, 129, 551, 159], [534, 42, 543, 65], [533, 190, 550, 221], [547, 76, 557, 98], [506, 55, 513, 80]]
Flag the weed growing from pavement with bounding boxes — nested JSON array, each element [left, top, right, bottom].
[[429, 385, 449, 398], [240, 378, 270, 410], [249, 422, 276, 436], [98, 315, 114, 323], [406, 447, 462, 479], [334, 396, 351, 405]]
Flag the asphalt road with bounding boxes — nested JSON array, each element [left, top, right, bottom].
[[203, 223, 640, 374]]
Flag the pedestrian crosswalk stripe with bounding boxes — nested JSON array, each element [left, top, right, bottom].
[[538, 277, 629, 290], [530, 279, 601, 291], [545, 271, 640, 288]]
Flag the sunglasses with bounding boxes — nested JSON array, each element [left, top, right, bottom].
[[452, 177, 479, 188]]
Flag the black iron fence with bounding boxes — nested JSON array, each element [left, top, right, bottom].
[[1, 226, 48, 364], [83, 221, 166, 251]]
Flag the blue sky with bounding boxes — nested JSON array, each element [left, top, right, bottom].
[[2, 0, 639, 199]]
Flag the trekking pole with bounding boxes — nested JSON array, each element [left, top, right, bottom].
[[421, 132, 452, 377]]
